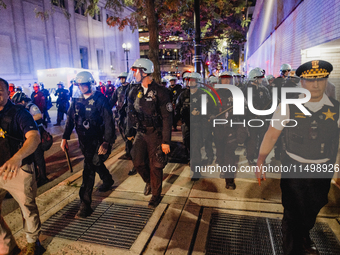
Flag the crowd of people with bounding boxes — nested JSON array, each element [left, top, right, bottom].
[[0, 58, 338, 255]]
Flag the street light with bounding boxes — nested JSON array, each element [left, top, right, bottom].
[[223, 41, 229, 71], [122, 42, 131, 72]]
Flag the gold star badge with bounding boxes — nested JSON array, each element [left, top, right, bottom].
[[322, 108, 336, 121], [0, 128, 7, 138], [88, 99, 95, 105]]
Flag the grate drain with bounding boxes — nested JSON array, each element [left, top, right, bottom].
[[206, 213, 340, 255], [41, 200, 153, 249]]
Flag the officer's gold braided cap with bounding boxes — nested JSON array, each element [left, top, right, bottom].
[[296, 60, 333, 79]]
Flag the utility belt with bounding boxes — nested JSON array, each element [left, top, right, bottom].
[[137, 114, 162, 131]]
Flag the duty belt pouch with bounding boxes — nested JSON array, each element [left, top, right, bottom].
[[154, 145, 168, 168]]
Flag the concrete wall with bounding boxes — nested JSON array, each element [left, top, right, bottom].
[[0, 0, 140, 87], [245, 0, 340, 77]]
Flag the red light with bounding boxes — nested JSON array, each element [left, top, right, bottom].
[[206, 61, 210, 65]]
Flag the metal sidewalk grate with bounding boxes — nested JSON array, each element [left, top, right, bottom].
[[206, 213, 340, 255], [41, 200, 154, 249]]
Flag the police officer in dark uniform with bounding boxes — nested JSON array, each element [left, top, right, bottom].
[[110, 72, 136, 175], [61, 71, 115, 218], [168, 77, 182, 131], [244, 68, 271, 165], [126, 58, 172, 208], [54, 81, 70, 126], [213, 71, 247, 189], [105, 80, 115, 99], [176, 72, 212, 179], [257, 60, 338, 255], [40, 83, 52, 125]]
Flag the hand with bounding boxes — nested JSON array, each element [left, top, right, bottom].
[[161, 144, 170, 154], [255, 162, 266, 186], [60, 139, 68, 152], [98, 142, 109, 155], [0, 156, 21, 180]]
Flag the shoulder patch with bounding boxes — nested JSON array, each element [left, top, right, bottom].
[[166, 102, 173, 112]]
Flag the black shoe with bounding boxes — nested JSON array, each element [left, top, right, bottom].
[[98, 179, 114, 192], [75, 205, 94, 219], [303, 236, 319, 254], [37, 178, 49, 187], [191, 172, 201, 181], [53, 123, 61, 126], [128, 168, 137, 176], [144, 183, 151, 196], [148, 195, 161, 209], [225, 179, 236, 190]]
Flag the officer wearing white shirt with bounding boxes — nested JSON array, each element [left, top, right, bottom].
[[256, 60, 338, 255]]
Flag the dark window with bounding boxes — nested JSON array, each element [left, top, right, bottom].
[[98, 10, 101, 22], [97, 49, 104, 70], [80, 47, 88, 69]]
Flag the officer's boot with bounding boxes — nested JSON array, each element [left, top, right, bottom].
[[225, 178, 236, 190]]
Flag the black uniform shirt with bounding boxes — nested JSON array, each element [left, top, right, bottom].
[[127, 81, 172, 144], [63, 91, 115, 144]]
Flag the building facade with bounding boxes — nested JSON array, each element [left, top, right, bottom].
[[0, 0, 140, 88], [245, 0, 340, 80]]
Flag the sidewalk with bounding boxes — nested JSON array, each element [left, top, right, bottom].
[[5, 109, 340, 254]]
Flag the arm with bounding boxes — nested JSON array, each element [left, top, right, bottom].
[[256, 126, 282, 184], [159, 86, 173, 154], [0, 130, 40, 180]]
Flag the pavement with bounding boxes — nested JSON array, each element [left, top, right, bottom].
[[4, 108, 340, 254]]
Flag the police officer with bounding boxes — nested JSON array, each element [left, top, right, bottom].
[[40, 83, 52, 124], [272, 63, 292, 99], [105, 79, 115, 99], [176, 72, 213, 179], [0, 78, 42, 254], [31, 82, 46, 115], [161, 78, 168, 87], [213, 71, 247, 189], [257, 60, 338, 255], [60, 71, 116, 218], [168, 77, 182, 131], [126, 58, 172, 208], [110, 72, 136, 175], [245, 68, 271, 165], [12, 92, 49, 186], [54, 81, 69, 126]]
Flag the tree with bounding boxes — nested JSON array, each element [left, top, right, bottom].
[[104, 0, 249, 81]]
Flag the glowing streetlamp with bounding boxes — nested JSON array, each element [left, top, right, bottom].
[[122, 43, 131, 72]]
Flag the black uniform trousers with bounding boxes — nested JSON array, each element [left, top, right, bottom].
[[246, 121, 268, 161], [118, 118, 133, 157], [131, 127, 163, 197], [78, 136, 113, 208], [214, 126, 238, 179], [57, 102, 68, 123], [190, 122, 205, 174], [182, 122, 190, 157], [281, 155, 332, 255]]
